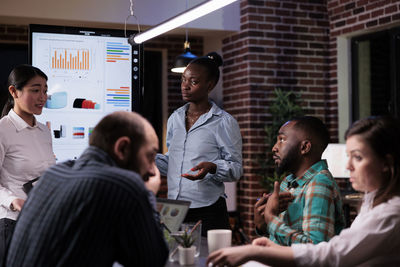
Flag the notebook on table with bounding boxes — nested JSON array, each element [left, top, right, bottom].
[[156, 198, 191, 233]]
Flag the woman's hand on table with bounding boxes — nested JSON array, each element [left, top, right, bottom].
[[181, 162, 217, 181], [207, 238, 281, 267], [206, 245, 254, 267]]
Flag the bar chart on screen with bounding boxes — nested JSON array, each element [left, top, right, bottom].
[[106, 42, 130, 63], [106, 87, 131, 109], [51, 48, 91, 70], [31, 25, 138, 162]]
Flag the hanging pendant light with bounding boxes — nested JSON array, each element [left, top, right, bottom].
[[171, 41, 197, 73], [171, 0, 197, 73]]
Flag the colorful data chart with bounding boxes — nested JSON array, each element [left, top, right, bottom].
[[88, 127, 94, 137], [106, 87, 130, 108], [72, 127, 85, 139], [51, 48, 90, 70], [73, 98, 100, 109], [106, 42, 130, 63]]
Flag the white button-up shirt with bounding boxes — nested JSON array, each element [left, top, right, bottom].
[[292, 190, 400, 266], [156, 101, 243, 208], [0, 109, 55, 220]]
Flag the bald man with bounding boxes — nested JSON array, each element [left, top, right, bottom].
[[5, 111, 168, 267]]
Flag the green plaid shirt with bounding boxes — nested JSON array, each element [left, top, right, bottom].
[[267, 160, 345, 245]]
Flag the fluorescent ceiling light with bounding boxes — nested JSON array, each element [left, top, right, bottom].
[[133, 0, 238, 44]]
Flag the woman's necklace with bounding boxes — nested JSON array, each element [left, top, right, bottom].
[[185, 105, 211, 128]]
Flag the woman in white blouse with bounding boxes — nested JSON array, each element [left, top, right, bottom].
[[207, 116, 400, 267], [0, 65, 55, 258]]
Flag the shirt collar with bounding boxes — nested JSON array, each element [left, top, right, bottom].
[[178, 100, 222, 117], [362, 190, 377, 210], [76, 146, 118, 168], [8, 109, 43, 132], [286, 160, 329, 187]]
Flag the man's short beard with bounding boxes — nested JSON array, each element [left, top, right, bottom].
[[275, 145, 299, 176], [117, 147, 140, 176]]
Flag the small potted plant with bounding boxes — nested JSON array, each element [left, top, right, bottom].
[[173, 228, 196, 265]]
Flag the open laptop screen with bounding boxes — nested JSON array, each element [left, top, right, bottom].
[[156, 198, 191, 233]]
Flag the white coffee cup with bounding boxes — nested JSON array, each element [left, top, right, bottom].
[[207, 229, 232, 254]]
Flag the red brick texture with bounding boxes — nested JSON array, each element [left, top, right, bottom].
[[222, 0, 332, 237], [221, 0, 400, 237]]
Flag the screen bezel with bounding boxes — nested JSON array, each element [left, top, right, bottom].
[[28, 23, 142, 112]]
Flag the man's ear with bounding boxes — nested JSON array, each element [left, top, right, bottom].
[[113, 136, 131, 161], [300, 140, 311, 155], [207, 81, 215, 93]]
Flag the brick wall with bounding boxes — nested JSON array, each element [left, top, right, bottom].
[[0, 24, 28, 44], [220, 0, 400, 237], [327, 0, 400, 126], [221, 0, 331, 237]]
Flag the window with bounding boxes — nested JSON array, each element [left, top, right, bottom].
[[351, 28, 400, 120]]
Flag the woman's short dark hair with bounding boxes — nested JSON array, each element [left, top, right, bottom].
[[345, 116, 400, 206], [1, 64, 48, 118], [188, 52, 223, 85]]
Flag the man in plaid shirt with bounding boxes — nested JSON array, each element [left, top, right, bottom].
[[254, 116, 345, 245]]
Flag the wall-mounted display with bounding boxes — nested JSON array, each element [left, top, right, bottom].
[[30, 24, 142, 162]]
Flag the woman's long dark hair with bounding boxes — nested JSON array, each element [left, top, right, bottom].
[[1, 64, 47, 118], [345, 116, 400, 207]]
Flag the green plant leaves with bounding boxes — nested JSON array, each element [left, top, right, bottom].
[[257, 88, 304, 192]]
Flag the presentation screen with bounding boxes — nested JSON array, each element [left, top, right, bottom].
[[29, 24, 142, 162]]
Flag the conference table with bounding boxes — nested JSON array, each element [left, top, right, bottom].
[[164, 237, 268, 267]]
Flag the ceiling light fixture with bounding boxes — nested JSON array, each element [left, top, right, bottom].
[[171, 42, 197, 73], [133, 0, 239, 44], [171, 0, 197, 73]]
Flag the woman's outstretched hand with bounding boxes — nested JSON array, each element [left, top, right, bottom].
[[181, 161, 217, 180]]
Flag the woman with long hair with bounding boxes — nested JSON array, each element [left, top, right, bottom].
[[0, 65, 55, 258]]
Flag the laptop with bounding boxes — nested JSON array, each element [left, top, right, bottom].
[[156, 198, 191, 233]]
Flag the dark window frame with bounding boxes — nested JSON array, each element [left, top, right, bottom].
[[351, 27, 400, 121]]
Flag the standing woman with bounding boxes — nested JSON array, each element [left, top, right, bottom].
[[156, 52, 243, 235], [207, 116, 400, 267], [0, 65, 55, 258]]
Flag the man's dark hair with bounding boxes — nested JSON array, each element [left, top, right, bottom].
[[89, 112, 145, 157], [291, 116, 330, 157]]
